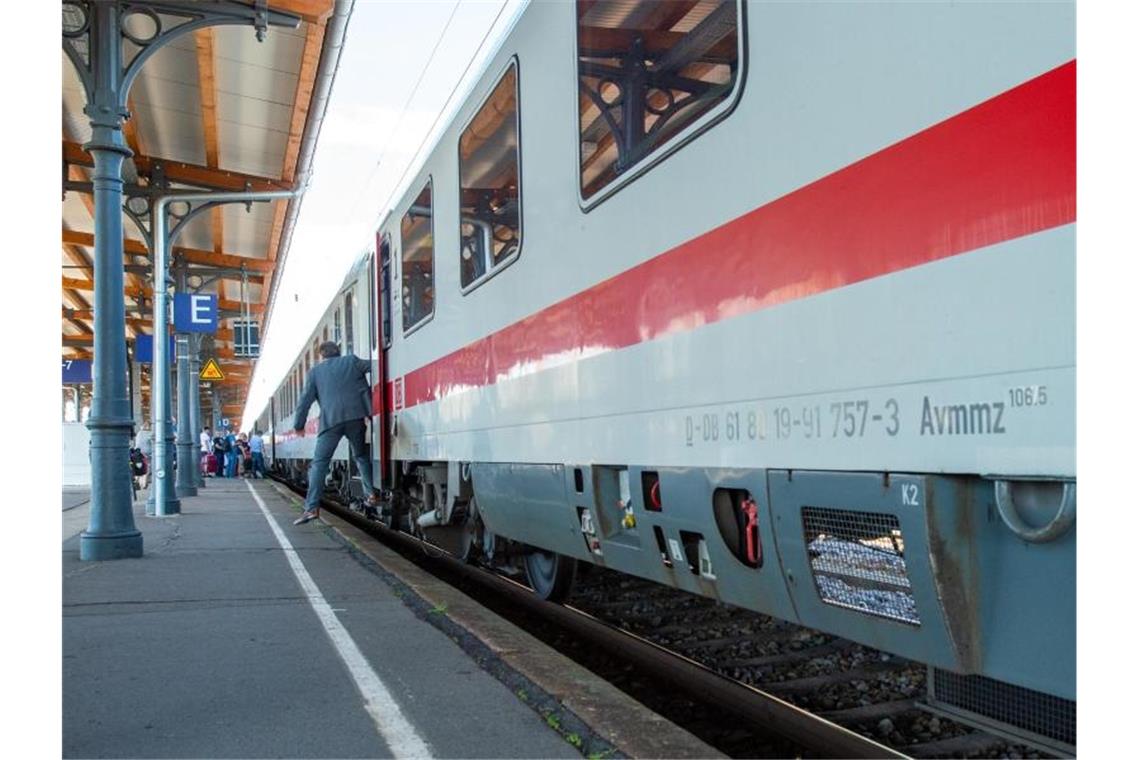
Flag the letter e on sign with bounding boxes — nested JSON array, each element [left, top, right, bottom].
[[191, 295, 212, 325]]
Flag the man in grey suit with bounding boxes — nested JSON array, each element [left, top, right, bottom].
[[292, 341, 382, 525]]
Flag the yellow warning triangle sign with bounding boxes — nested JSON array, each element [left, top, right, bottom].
[[199, 358, 225, 381]]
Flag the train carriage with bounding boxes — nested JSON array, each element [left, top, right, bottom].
[[263, 252, 374, 499], [259, 1, 1076, 749]]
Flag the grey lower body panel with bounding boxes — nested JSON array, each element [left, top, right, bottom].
[[469, 461, 1075, 704]]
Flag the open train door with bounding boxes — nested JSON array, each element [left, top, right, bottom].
[[372, 232, 393, 491]]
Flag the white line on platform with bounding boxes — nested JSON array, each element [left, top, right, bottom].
[[246, 480, 433, 758]]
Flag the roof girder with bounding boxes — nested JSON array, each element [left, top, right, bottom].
[[63, 141, 292, 193], [62, 229, 275, 273]]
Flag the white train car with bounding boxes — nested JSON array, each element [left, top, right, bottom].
[[259, 1, 1075, 748]]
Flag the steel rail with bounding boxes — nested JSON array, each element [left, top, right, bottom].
[[271, 473, 907, 760]]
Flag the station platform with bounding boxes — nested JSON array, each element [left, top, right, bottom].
[[63, 478, 718, 759]]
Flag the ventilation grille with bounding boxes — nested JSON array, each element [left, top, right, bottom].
[[931, 668, 1076, 750], [801, 507, 919, 625]]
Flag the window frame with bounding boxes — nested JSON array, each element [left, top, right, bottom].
[[369, 244, 377, 352], [377, 232, 393, 350], [457, 56, 524, 296], [400, 177, 436, 337], [572, 0, 748, 211], [344, 291, 354, 356]]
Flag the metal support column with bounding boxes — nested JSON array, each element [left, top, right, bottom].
[[130, 358, 142, 431], [147, 205, 180, 516], [174, 264, 197, 497], [189, 334, 205, 488], [74, 1, 141, 560]]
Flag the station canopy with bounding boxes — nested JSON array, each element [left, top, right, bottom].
[[61, 0, 337, 425]]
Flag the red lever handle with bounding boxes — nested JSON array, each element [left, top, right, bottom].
[[742, 498, 760, 565]]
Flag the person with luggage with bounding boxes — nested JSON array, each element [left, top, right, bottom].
[[237, 433, 253, 478], [133, 424, 153, 489], [128, 445, 148, 499], [212, 434, 226, 478], [200, 426, 213, 477]]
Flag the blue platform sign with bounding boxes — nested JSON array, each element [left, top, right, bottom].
[[62, 359, 92, 384], [174, 293, 218, 333], [135, 334, 175, 363]]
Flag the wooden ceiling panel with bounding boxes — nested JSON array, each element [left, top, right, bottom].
[[214, 15, 310, 60], [216, 89, 295, 131], [215, 123, 291, 179], [223, 202, 276, 253], [214, 57, 299, 106]]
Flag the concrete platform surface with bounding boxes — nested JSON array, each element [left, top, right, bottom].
[[63, 489, 90, 512], [63, 488, 92, 543], [63, 479, 583, 759]]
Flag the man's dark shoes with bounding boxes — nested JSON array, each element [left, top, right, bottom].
[[293, 510, 320, 526]]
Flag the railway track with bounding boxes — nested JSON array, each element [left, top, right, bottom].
[[271, 474, 1052, 759]]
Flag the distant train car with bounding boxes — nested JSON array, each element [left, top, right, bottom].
[[257, 1, 1075, 748], [263, 252, 373, 499]]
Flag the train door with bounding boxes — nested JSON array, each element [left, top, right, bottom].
[[269, 395, 276, 464], [373, 233, 393, 488]]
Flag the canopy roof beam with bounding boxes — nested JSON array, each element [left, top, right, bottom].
[[62, 229, 275, 273], [63, 140, 291, 194]]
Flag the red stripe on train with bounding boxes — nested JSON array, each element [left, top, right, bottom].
[[383, 61, 1075, 411], [274, 417, 319, 445]]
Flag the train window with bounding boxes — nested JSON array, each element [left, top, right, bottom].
[[378, 234, 392, 348], [401, 181, 434, 333], [344, 292, 354, 355], [458, 59, 521, 292], [369, 254, 377, 351], [576, 0, 744, 205]]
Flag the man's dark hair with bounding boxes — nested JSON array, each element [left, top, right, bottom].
[[319, 341, 341, 359]]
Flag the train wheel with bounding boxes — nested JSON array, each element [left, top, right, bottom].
[[524, 548, 576, 602], [381, 496, 405, 532], [458, 507, 485, 564]]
